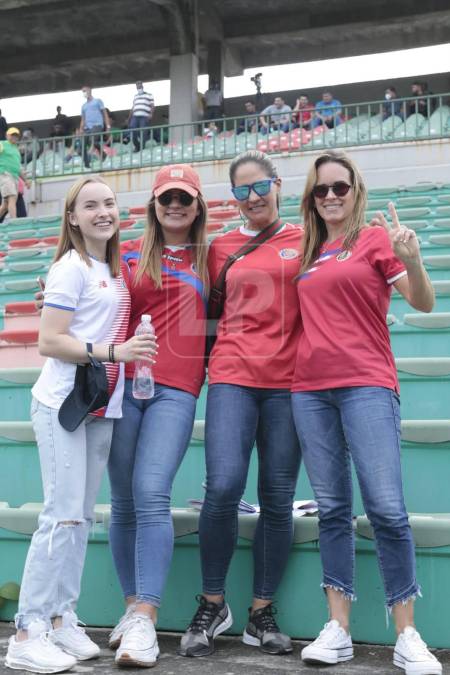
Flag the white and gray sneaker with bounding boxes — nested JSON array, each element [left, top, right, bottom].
[[178, 595, 233, 657], [108, 604, 136, 650], [115, 614, 160, 667], [5, 619, 77, 673], [394, 626, 442, 675], [301, 619, 354, 665], [49, 611, 100, 660]]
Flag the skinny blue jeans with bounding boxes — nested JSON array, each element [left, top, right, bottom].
[[199, 384, 301, 599], [291, 386, 419, 609], [108, 380, 196, 607]]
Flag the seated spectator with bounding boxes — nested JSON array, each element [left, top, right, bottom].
[[203, 121, 219, 138], [381, 86, 404, 121], [313, 91, 343, 128], [237, 101, 259, 134], [51, 106, 71, 137], [19, 128, 43, 163], [259, 96, 292, 134], [0, 110, 7, 141], [292, 94, 314, 129], [408, 81, 435, 118]]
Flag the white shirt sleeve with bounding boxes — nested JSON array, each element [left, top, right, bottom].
[[43, 252, 86, 311]]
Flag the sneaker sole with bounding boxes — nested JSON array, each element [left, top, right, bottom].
[[108, 637, 121, 650], [58, 648, 100, 661], [115, 652, 159, 668], [393, 654, 442, 675], [178, 606, 234, 658], [5, 656, 76, 674], [302, 647, 354, 665], [242, 630, 293, 655]]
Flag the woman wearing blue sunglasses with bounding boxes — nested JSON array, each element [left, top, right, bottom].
[[179, 150, 303, 658]]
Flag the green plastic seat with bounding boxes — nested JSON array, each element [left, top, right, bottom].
[[357, 514, 450, 548]]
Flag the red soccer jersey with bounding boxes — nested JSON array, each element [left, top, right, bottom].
[[291, 226, 406, 393], [208, 223, 303, 389], [122, 241, 206, 397]]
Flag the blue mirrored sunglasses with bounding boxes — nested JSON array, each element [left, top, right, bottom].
[[231, 178, 275, 201]]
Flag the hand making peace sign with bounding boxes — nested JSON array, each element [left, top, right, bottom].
[[370, 202, 421, 264]]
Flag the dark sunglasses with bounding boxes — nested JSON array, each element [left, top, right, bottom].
[[157, 190, 195, 207], [231, 178, 275, 201], [312, 182, 352, 199]]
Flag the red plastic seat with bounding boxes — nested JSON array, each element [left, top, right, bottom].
[[129, 206, 147, 216], [8, 238, 41, 248], [42, 236, 59, 246], [0, 329, 39, 344], [207, 200, 226, 209], [119, 219, 136, 230], [207, 222, 224, 232], [207, 209, 239, 220], [5, 302, 38, 315]]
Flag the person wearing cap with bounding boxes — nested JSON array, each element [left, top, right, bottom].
[[0, 127, 31, 221], [106, 164, 209, 667], [6, 176, 157, 674]]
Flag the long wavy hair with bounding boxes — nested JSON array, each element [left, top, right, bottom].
[[134, 191, 209, 294], [300, 150, 367, 275], [54, 175, 121, 276]]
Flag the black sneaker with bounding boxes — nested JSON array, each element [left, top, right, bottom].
[[242, 604, 292, 655], [178, 595, 233, 657]]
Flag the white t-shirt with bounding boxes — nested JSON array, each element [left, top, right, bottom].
[[32, 250, 131, 418]]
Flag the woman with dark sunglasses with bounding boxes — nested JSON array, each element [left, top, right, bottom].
[[291, 151, 441, 675], [107, 164, 209, 667], [179, 150, 302, 658]]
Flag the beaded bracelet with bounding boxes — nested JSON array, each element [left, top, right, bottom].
[[108, 344, 115, 363]]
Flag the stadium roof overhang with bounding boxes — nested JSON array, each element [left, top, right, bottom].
[[1, 0, 450, 98]]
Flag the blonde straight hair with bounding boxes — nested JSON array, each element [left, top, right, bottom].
[[300, 150, 367, 275], [134, 193, 209, 294], [54, 175, 121, 277]]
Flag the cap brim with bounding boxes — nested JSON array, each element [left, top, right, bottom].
[[58, 389, 94, 432], [154, 181, 199, 198]]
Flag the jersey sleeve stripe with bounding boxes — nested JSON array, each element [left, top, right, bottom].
[[387, 270, 407, 285], [44, 302, 75, 311]]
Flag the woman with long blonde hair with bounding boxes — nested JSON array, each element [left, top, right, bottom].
[[6, 176, 156, 674], [107, 164, 209, 667], [291, 150, 441, 675]]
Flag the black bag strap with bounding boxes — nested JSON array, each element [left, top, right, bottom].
[[208, 217, 284, 320], [86, 342, 102, 367]]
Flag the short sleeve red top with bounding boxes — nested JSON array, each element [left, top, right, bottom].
[[121, 239, 206, 397], [292, 226, 406, 393], [208, 223, 303, 389]]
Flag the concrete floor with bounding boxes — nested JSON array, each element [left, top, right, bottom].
[[0, 623, 449, 674]]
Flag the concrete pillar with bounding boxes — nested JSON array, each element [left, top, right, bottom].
[[169, 52, 199, 144], [207, 40, 224, 91]]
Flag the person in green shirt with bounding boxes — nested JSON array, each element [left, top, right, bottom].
[[0, 127, 31, 221]]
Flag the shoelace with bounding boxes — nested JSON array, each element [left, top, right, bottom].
[[404, 631, 433, 658], [252, 605, 280, 634], [188, 595, 222, 634], [315, 622, 341, 645]]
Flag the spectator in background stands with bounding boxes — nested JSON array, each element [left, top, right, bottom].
[[127, 81, 155, 152], [0, 176, 27, 221], [259, 96, 292, 134], [0, 127, 30, 221], [80, 85, 110, 168], [0, 110, 7, 141], [313, 91, 343, 128], [408, 81, 435, 118], [237, 101, 259, 134], [203, 121, 219, 138], [381, 86, 404, 121], [292, 94, 314, 130], [51, 106, 71, 137], [203, 81, 224, 122]]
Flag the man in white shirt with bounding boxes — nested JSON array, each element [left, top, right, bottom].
[[127, 81, 155, 151], [259, 96, 292, 134]]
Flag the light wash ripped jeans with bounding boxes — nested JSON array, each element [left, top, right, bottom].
[[15, 397, 113, 630]]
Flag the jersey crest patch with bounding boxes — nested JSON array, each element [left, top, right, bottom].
[[279, 248, 300, 260], [336, 251, 352, 262]]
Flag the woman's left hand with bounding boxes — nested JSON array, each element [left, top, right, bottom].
[[370, 202, 421, 264]]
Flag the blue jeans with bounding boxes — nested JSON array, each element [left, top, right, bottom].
[[128, 115, 151, 151], [199, 384, 301, 599], [108, 380, 196, 607], [291, 386, 419, 609]]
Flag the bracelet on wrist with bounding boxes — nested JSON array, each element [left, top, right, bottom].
[[108, 344, 116, 363]]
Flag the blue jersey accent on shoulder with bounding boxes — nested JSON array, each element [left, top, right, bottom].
[[44, 302, 75, 311], [161, 265, 207, 309], [122, 251, 141, 263]]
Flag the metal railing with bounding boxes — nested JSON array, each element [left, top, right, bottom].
[[20, 93, 450, 180]]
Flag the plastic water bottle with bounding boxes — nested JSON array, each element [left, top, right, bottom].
[[132, 314, 155, 399]]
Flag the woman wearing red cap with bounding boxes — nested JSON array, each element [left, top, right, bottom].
[[107, 164, 209, 667]]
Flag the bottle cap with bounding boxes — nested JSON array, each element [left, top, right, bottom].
[[142, 314, 151, 322]]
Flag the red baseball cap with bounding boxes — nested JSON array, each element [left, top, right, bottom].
[[153, 164, 202, 198]]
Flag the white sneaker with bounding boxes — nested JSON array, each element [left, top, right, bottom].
[[5, 619, 77, 673], [301, 619, 354, 665], [108, 604, 136, 650], [115, 614, 160, 667], [394, 626, 442, 675], [49, 611, 100, 660]]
